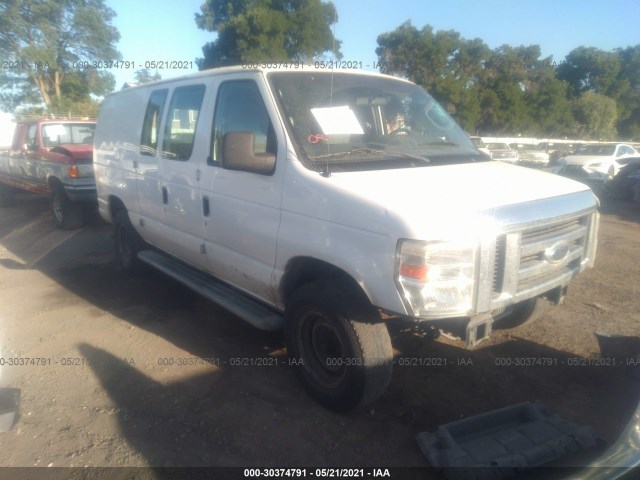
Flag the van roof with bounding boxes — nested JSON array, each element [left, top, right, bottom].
[[119, 65, 412, 91]]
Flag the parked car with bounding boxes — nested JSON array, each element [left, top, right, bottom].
[[0, 118, 96, 228], [485, 142, 519, 162], [557, 143, 638, 181], [538, 142, 582, 165], [604, 157, 640, 200], [469, 136, 491, 157], [509, 143, 549, 166], [94, 66, 599, 411]]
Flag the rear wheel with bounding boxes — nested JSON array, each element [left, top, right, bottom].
[[285, 280, 393, 412], [114, 209, 146, 273], [51, 188, 84, 229]]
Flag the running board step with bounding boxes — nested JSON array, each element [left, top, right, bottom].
[[137, 250, 284, 331]]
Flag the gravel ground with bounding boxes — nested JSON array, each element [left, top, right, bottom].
[[0, 194, 638, 479]]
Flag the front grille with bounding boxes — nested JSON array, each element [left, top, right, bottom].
[[517, 216, 588, 294], [490, 214, 592, 301]]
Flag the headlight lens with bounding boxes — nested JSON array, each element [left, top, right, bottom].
[[396, 239, 476, 317]]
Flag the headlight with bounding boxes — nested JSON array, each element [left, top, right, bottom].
[[395, 239, 477, 318]]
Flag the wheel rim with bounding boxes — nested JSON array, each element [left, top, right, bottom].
[[298, 311, 348, 388], [52, 194, 64, 223]]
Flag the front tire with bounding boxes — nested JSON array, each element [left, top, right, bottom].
[[494, 297, 548, 330], [285, 281, 393, 412], [51, 188, 84, 229]]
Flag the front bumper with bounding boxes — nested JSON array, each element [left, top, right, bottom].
[[64, 181, 97, 202]]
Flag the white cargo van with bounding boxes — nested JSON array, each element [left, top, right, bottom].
[[94, 66, 599, 411]]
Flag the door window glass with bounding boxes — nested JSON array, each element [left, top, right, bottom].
[[211, 81, 276, 165], [140, 89, 168, 157], [162, 85, 206, 160]]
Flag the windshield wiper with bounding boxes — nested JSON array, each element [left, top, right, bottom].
[[390, 152, 431, 163], [419, 141, 460, 147], [311, 148, 385, 160]]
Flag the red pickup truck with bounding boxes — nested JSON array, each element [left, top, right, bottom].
[[0, 118, 96, 229]]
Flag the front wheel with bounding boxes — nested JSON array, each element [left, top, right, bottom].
[[493, 297, 548, 330], [51, 188, 84, 229], [285, 281, 393, 412], [114, 209, 146, 273]]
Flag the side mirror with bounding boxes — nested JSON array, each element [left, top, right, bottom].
[[222, 131, 275, 175]]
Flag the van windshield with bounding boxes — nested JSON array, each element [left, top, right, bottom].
[[268, 72, 484, 172]]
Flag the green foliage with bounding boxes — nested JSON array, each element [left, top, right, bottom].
[[134, 69, 162, 84], [573, 92, 618, 140], [0, 0, 120, 112], [377, 21, 640, 139], [557, 47, 621, 97], [195, 0, 341, 69]]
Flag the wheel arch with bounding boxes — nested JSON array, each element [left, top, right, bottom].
[[280, 256, 373, 309], [46, 175, 63, 192], [107, 195, 127, 223]]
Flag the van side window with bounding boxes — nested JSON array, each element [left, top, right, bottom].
[[162, 85, 206, 161], [210, 81, 276, 165], [140, 89, 168, 157]]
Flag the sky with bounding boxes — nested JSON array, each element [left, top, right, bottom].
[[104, 0, 640, 88]]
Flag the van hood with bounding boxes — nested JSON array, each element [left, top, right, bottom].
[[307, 160, 594, 239]]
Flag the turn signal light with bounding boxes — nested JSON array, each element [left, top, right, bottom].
[[399, 263, 428, 281]]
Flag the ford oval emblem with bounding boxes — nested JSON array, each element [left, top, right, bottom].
[[544, 241, 570, 264]]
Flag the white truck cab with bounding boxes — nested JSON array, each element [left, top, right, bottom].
[[94, 66, 599, 411]]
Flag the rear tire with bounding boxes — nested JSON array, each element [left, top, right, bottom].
[[285, 280, 393, 412], [51, 188, 84, 229], [114, 209, 146, 273]]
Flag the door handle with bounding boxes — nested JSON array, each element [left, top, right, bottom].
[[202, 196, 210, 217], [162, 186, 168, 204]]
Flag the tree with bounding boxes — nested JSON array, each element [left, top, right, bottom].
[[376, 22, 491, 132], [195, 0, 341, 69], [134, 69, 162, 84], [556, 47, 621, 97], [612, 46, 640, 139], [573, 92, 618, 139], [0, 0, 120, 112]]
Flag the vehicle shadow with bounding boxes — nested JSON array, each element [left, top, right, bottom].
[[74, 329, 640, 472], [598, 197, 640, 224]]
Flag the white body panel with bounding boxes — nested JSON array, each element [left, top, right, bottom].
[[94, 67, 598, 321]]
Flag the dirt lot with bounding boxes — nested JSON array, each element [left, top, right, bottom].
[[0, 193, 639, 478]]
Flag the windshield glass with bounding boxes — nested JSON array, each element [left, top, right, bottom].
[[41, 123, 95, 147], [576, 144, 616, 156], [470, 137, 487, 148], [268, 72, 483, 172], [486, 143, 510, 150]]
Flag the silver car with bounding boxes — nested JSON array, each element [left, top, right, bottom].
[[486, 142, 519, 162]]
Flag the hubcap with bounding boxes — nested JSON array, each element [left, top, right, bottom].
[[298, 312, 347, 387], [52, 194, 63, 222]]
